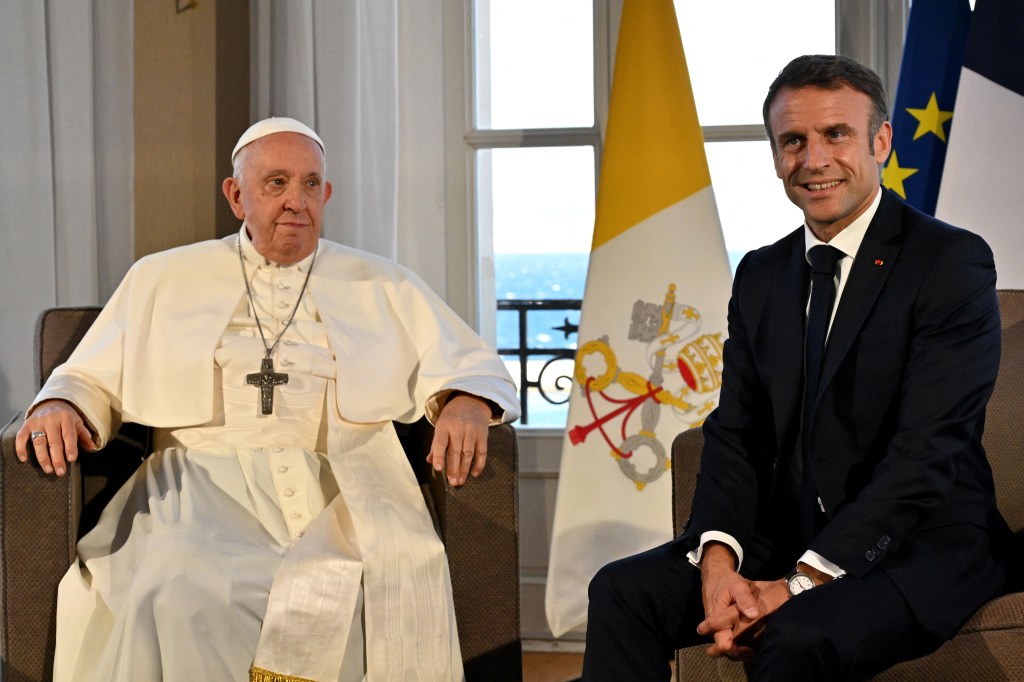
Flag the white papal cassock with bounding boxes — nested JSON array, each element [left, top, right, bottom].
[[35, 228, 519, 681]]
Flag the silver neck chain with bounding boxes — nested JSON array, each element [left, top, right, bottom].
[[237, 237, 318, 359]]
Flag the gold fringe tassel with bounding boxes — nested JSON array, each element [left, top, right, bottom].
[[250, 665, 317, 682]]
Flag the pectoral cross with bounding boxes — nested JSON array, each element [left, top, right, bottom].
[[247, 355, 289, 415]]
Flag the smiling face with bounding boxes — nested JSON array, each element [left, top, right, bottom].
[[221, 132, 332, 264], [769, 84, 892, 242]]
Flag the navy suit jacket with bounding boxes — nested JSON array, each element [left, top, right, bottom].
[[682, 190, 1012, 638]]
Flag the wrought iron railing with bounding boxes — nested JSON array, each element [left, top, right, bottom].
[[496, 298, 582, 425]]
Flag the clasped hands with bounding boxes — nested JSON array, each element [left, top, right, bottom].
[[695, 544, 791, 661]]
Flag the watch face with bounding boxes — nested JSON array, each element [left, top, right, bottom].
[[788, 573, 815, 595]]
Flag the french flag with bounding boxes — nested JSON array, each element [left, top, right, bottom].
[[936, 0, 1024, 288]]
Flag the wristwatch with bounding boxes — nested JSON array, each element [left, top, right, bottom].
[[785, 569, 816, 596]]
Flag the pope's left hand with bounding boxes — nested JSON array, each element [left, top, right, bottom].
[[428, 392, 493, 487]]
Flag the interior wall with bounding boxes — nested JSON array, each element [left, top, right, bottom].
[[133, 0, 249, 259]]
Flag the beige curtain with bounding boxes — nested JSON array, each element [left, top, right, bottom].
[[0, 0, 134, 418]]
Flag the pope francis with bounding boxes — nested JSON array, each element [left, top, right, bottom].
[[14, 117, 520, 682]]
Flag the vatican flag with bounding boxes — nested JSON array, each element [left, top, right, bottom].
[[545, 0, 732, 637]]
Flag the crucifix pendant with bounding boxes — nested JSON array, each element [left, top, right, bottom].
[[246, 356, 289, 415]]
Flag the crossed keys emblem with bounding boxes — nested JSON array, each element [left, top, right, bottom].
[[568, 284, 724, 490]]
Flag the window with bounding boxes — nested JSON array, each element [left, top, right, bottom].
[[675, 0, 836, 268], [465, 0, 905, 427], [470, 0, 600, 426]]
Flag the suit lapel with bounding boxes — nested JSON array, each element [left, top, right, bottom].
[[817, 191, 903, 399]]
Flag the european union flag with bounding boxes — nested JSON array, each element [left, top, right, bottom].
[[882, 0, 971, 215]]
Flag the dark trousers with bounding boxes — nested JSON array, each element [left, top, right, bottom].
[[580, 537, 943, 682]]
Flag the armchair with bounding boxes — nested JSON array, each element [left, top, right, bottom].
[[671, 289, 1024, 681], [0, 306, 522, 682]]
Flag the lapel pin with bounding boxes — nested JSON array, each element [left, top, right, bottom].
[[874, 259, 884, 266]]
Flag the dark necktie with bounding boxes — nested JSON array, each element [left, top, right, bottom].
[[800, 244, 843, 544]]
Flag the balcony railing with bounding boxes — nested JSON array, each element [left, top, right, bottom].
[[496, 298, 582, 426]]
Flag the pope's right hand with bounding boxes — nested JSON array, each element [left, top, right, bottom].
[[15, 399, 96, 476]]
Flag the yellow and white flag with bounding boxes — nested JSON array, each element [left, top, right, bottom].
[[545, 0, 732, 637]]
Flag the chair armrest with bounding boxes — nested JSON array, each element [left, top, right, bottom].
[[1, 412, 145, 681], [429, 422, 522, 682], [672, 427, 704, 537], [1, 410, 80, 681]]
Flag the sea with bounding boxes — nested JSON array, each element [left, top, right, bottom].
[[495, 252, 588, 348], [495, 253, 587, 427]]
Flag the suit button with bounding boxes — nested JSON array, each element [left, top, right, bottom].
[[877, 535, 891, 550], [865, 550, 876, 562]]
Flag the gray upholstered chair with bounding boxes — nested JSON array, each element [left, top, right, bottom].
[[1, 306, 522, 682], [672, 289, 1024, 681]]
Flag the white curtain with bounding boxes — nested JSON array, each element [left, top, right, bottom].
[[0, 0, 452, 418], [250, 0, 450, 296], [0, 0, 134, 419]]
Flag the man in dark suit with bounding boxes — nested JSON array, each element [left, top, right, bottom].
[[580, 54, 1015, 681]]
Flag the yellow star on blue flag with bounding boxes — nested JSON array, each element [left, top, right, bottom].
[[907, 92, 955, 141], [882, 152, 920, 199]]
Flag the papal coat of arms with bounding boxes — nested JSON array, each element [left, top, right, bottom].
[[569, 283, 724, 490]]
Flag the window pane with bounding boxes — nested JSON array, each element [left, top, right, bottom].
[[480, 146, 595, 426], [487, 146, 595, 257], [474, 0, 594, 130], [704, 140, 804, 270], [674, 0, 835, 126]]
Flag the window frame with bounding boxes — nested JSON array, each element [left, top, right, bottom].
[[444, 0, 909, 421]]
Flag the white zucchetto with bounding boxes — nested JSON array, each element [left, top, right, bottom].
[[231, 117, 325, 161]]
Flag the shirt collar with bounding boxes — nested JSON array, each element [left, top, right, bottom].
[[237, 223, 318, 273], [803, 189, 882, 264]]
